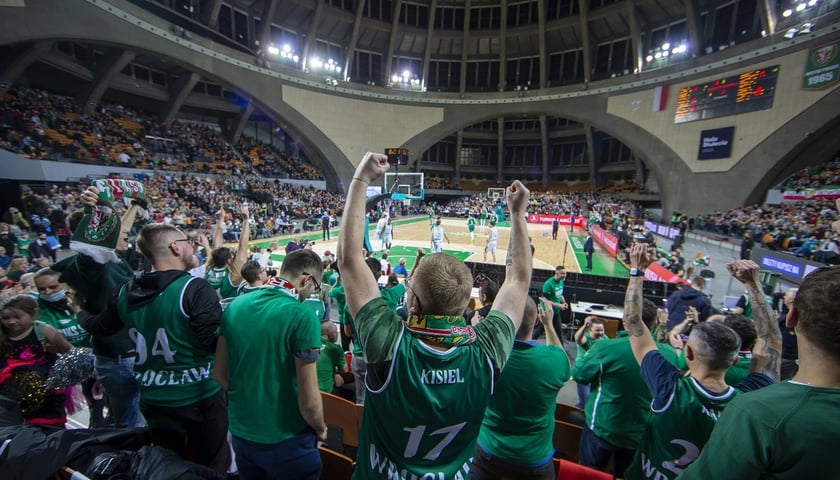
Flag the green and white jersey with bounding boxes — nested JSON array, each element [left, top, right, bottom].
[[353, 297, 514, 480], [205, 267, 243, 300], [117, 275, 220, 407], [36, 299, 90, 348], [680, 382, 840, 480], [380, 284, 406, 311], [329, 283, 347, 327], [302, 295, 326, 321], [572, 334, 679, 450], [468, 217, 476, 232], [478, 341, 570, 465], [542, 277, 565, 315], [625, 376, 739, 480], [220, 282, 321, 444]]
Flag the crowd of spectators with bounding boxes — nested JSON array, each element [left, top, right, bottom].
[[0, 87, 323, 179], [779, 158, 840, 190]]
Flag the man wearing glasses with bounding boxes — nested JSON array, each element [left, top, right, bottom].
[[78, 223, 229, 474], [338, 152, 533, 480], [214, 249, 327, 479]]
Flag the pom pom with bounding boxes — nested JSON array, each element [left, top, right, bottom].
[[44, 347, 95, 390]]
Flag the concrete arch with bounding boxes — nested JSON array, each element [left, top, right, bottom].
[[400, 96, 685, 203], [0, 0, 357, 189]]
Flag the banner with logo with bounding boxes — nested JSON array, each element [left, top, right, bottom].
[[698, 126, 735, 160], [590, 226, 618, 257], [781, 186, 840, 200], [644, 263, 689, 285], [526, 214, 587, 229], [803, 40, 839, 90]]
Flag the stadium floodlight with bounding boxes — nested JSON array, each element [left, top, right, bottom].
[[662, 42, 671, 51], [796, 3, 806, 11], [654, 52, 662, 59], [800, 22, 813, 33], [784, 27, 798, 38], [646, 54, 654, 62], [782, 8, 793, 16], [808, 0, 817, 5], [283, 44, 292, 53], [391, 74, 400, 83], [267, 45, 279, 56]]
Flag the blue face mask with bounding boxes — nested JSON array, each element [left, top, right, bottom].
[[41, 289, 66, 303]]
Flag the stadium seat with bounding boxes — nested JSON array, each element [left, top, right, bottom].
[[319, 445, 355, 479], [554, 402, 585, 425], [321, 392, 360, 454], [556, 459, 613, 480], [553, 420, 583, 462]]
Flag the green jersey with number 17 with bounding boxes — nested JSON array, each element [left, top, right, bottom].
[[353, 298, 514, 480]]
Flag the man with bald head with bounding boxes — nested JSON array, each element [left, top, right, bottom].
[[78, 223, 228, 474]]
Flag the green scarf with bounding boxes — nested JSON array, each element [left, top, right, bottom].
[[405, 314, 476, 346]]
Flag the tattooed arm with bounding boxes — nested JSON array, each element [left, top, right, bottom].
[[726, 260, 782, 382], [624, 243, 658, 365]]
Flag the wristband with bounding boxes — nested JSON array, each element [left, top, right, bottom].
[[352, 177, 369, 185], [630, 268, 644, 277]]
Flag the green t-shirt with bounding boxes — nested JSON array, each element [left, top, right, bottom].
[[380, 284, 406, 311], [116, 275, 220, 408], [36, 299, 90, 348], [542, 277, 565, 315], [16, 237, 32, 255], [205, 267, 242, 300], [724, 352, 752, 386], [220, 284, 321, 444], [572, 334, 679, 449], [468, 217, 476, 232], [329, 283, 347, 327], [478, 341, 571, 465], [352, 297, 514, 480], [316, 336, 346, 392], [680, 382, 840, 480], [302, 295, 325, 321]]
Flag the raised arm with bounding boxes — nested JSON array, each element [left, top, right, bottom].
[[726, 260, 782, 381], [489, 181, 531, 332], [210, 207, 225, 251], [624, 244, 657, 365], [539, 298, 562, 347], [574, 316, 593, 346], [338, 152, 391, 317], [228, 206, 251, 285]]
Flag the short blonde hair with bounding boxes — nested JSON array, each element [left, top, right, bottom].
[[411, 253, 472, 315]]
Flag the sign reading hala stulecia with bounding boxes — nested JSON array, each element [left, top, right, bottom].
[[803, 40, 839, 90]]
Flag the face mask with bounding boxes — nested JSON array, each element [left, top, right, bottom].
[[41, 289, 66, 303]]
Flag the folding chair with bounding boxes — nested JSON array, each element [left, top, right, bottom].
[[319, 445, 355, 480], [321, 391, 360, 456], [555, 402, 585, 426], [553, 420, 583, 463]]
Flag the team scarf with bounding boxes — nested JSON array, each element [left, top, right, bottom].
[[405, 313, 476, 346]]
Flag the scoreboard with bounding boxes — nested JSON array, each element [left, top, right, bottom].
[[674, 65, 779, 124]]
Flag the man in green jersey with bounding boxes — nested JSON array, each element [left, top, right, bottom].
[[214, 249, 327, 480], [205, 206, 250, 300], [338, 152, 533, 480], [237, 259, 269, 295], [472, 297, 570, 479], [535, 265, 569, 339], [78, 223, 229, 474], [680, 265, 840, 480], [468, 214, 477, 244], [622, 247, 781, 480], [572, 283, 679, 476]]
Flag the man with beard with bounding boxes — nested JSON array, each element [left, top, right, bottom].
[[78, 223, 228, 474]]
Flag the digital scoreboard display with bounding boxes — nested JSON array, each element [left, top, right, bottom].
[[674, 65, 779, 124], [385, 147, 409, 165]]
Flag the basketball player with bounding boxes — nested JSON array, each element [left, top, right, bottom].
[[484, 220, 498, 263]]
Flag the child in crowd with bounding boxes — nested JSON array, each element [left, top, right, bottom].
[[0, 295, 72, 426]]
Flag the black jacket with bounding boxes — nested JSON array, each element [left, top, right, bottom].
[[78, 270, 221, 354]]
